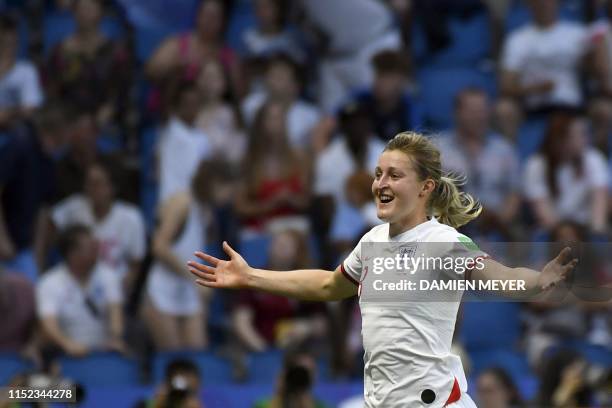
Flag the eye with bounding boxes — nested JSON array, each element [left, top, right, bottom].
[[391, 173, 401, 179]]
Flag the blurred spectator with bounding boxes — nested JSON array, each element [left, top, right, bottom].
[[242, 0, 303, 62], [437, 88, 521, 239], [297, 0, 401, 111], [54, 107, 127, 203], [499, 0, 608, 117], [195, 60, 246, 164], [590, 0, 612, 96], [329, 170, 378, 253], [475, 367, 524, 408], [254, 346, 331, 408], [231, 230, 326, 352], [536, 349, 595, 408], [158, 81, 212, 203], [37, 225, 125, 357], [350, 50, 423, 142], [146, 359, 203, 408], [0, 268, 37, 359], [45, 0, 132, 131], [523, 113, 608, 232], [0, 104, 66, 281], [0, 13, 43, 128], [49, 162, 146, 296], [146, 0, 243, 100], [313, 102, 385, 249], [242, 54, 321, 150], [235, 101, 311, 236], [144, 161, 214, 351], [493, 97, 524, 142]]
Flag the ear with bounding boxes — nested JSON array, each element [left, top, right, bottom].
[[420, 179, 436, 197]]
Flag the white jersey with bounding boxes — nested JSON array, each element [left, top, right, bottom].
[[146, 202, 208, 315], [342, 217, 485, 407], [36, 262, 122, 349], [51, 195, 146, 281]]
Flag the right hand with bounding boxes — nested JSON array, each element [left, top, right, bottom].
[[188, 241, 251, 289]]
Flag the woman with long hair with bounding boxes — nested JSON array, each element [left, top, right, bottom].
[[189, 132, 576, 407], [524, 113, 608, 233], [234, 100, 311, 235]]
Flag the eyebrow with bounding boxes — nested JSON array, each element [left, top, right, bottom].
[[374, 166, 404, 173]]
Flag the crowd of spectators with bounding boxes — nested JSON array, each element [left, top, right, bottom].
[[0, 0, 611, 407]]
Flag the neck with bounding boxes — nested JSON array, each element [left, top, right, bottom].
[[69, 266, 90, 286], [260, 24, 281, 35], [76, 26, 99, 40], [389, 211, 428, 237], [92, 201, 111, 220]]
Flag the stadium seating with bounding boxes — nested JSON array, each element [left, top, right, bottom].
[[42, 11, 125, 55], [418, 66, 497, 129], [459, 302, 521, 351], [59, 352, 141, 387], [139, 126, 159, 232], [239, 235, 272, 268], [0, 353, 33, 385]]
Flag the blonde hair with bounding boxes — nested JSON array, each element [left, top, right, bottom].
[[384, 132, 482, 228]]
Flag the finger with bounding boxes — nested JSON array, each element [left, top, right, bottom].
[[194, 251, 221, 266], [188, 263, 216, 279], [195, 279, 221, 289], [223, 241, 238, 259], [555, 247, 572, 264]]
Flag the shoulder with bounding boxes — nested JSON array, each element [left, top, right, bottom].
[[424, 221, 466, 243], [557, 21, 587, 35], [13, 60, 38, 76], [507, 24, 535, 43], [38, 264, 67, 289], [360, 223, 388, 242], [114, 201, 145, 223]]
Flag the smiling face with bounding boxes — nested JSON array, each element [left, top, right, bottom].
[[372, 150, 434, 228]]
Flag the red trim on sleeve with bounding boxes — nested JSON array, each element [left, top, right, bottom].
[[443, 377, 461, 406], [340, 263, 359, 286]]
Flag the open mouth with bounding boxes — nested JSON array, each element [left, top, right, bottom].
[[378, 193, 395, 204]]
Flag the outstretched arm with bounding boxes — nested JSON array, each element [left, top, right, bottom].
[[472, 247, 578, 298], [188, 241, 358, 302]]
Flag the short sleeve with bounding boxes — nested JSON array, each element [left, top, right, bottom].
[[36, 274, 61, 317], [18, 63, 44, 109], [125, 208, 146, 260], [501, 32, 526, 72], [341, 234, 368, 286], [523, 156, 549, 200], [586, 149, 608, 188], [99, 266, 122, 304], [51, 197, 76, 229]]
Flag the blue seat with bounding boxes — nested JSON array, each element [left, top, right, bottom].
[[239, 235, 272, 268], [43, 11, 124, 54], [428, 12, 491, 67], [418, 67, 496, 129], [139, 126, 159, 232], [247, 349, 283, 383], [459, 302, 521, 351], [134, 25, 181, 62], [517, 118, 547, 161], [0, 353, 33, 385], [59, 352, 141, 386], [152, 351, 234, 385], [225, 0, 257, 53]]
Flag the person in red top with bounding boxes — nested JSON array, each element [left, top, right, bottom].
[[234, 101, 311, 235], [231, 229, 326, 352]]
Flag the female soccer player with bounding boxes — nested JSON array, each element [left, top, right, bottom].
[[188, 132, 577, 407]]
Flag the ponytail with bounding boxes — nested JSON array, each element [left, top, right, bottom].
[[385, 132, 482, 228], [429, 173, 482, 228]]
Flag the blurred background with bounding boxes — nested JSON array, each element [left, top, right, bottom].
[[0, 0, 611, 406]]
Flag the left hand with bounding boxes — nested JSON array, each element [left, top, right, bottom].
[[540, 247, 578, 291]]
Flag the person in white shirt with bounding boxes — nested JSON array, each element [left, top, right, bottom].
[[50, 162, 146, 296], [144, 160, 214, 351], [297, 0, 401, 112], [37, 225, 125, 357], [189, 132, 577, 407], [523, 113, 608, 232], [242, 54, 321, 150], [499, 0, 608, 115], [158, 81, 212, 202], [0, 14, 44, 128]]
